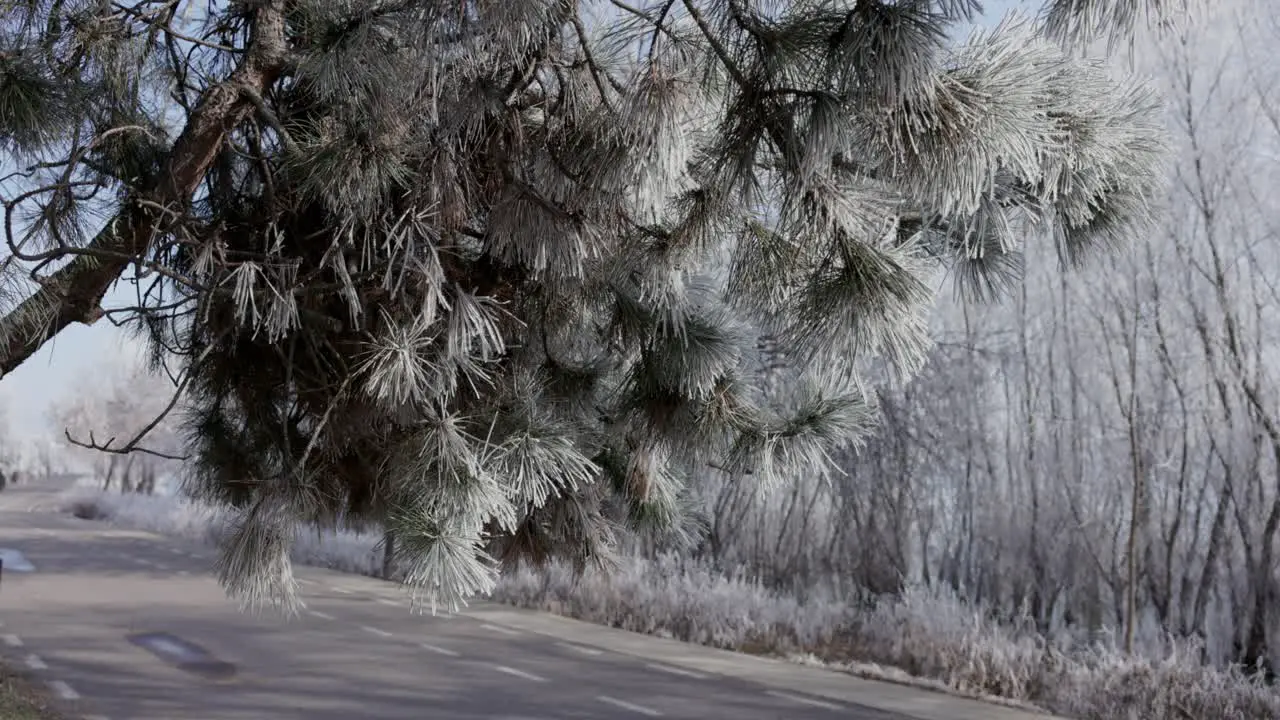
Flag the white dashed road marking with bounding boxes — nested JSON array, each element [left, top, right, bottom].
[[376, 598, 400, 607], [178, 570, 190, 577], [3, 634, 24, 647], [420, 643, 459, 657], [491, 665, 547, 682], [555, 641, 601, 656], [596, 696, 662, 717], [24, 654, 46, 670], [360, 625, 393, 638], [479, 623, 520, 636], [330, 586, 352, 594], [644, 663, 706, 679], [153, 563, 169, 571], [308, 610, 335, 620], [765, 691, 843, 711], [48, 680, 80, 700]]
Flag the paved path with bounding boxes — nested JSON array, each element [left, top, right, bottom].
[[0, 481, 1061, 720]]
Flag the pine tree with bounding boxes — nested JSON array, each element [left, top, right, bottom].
[[1, 0, 1176, 612]]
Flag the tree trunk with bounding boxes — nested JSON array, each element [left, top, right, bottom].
[[381, 531, 397, 580]]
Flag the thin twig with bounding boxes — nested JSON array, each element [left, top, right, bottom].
[[570, 9, 624, 104], [62, 340, 219, 460], [64, 427, 188, 461]]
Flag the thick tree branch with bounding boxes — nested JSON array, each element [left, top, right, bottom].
[[0, 0, 292, 379]]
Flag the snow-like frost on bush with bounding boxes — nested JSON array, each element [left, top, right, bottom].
[[494, 553, 851, 652], [1047, 642, 1280, 720], [65, 487, 225, 543], [845, 585, 1049, 699], [60, 488, 387, 578]]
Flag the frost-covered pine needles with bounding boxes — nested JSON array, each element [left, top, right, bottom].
[[0, 0, 1171, 613]]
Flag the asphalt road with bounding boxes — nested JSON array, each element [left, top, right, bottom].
[[0, 481, 1060, 720]]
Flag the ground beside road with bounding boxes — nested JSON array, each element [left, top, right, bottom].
[[0, 664, 62, 720]]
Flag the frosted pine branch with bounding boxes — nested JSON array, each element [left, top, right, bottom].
[[0, 0, 1177, 610]]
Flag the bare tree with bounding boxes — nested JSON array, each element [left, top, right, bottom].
[[50, 360, 183, 493]]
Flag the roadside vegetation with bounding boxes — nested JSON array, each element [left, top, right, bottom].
[[0, 664, 63, 720]]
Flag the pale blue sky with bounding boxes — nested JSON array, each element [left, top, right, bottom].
[[1, 0, 1028, 443], [0, 284, 142, 441]]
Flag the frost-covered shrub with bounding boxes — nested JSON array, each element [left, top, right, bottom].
[[492, 553, 852, 652], [63, 488, 225, 544], [840, 586, 1051, 699], [1046, 642, 1280, 720], [58, 488, 386, 578]]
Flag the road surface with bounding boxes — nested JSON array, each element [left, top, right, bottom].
[[0, 480, 1060, 720]]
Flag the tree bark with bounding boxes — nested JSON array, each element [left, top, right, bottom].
[[381, 530, 397, 580], [0, 1, 291, 378]]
